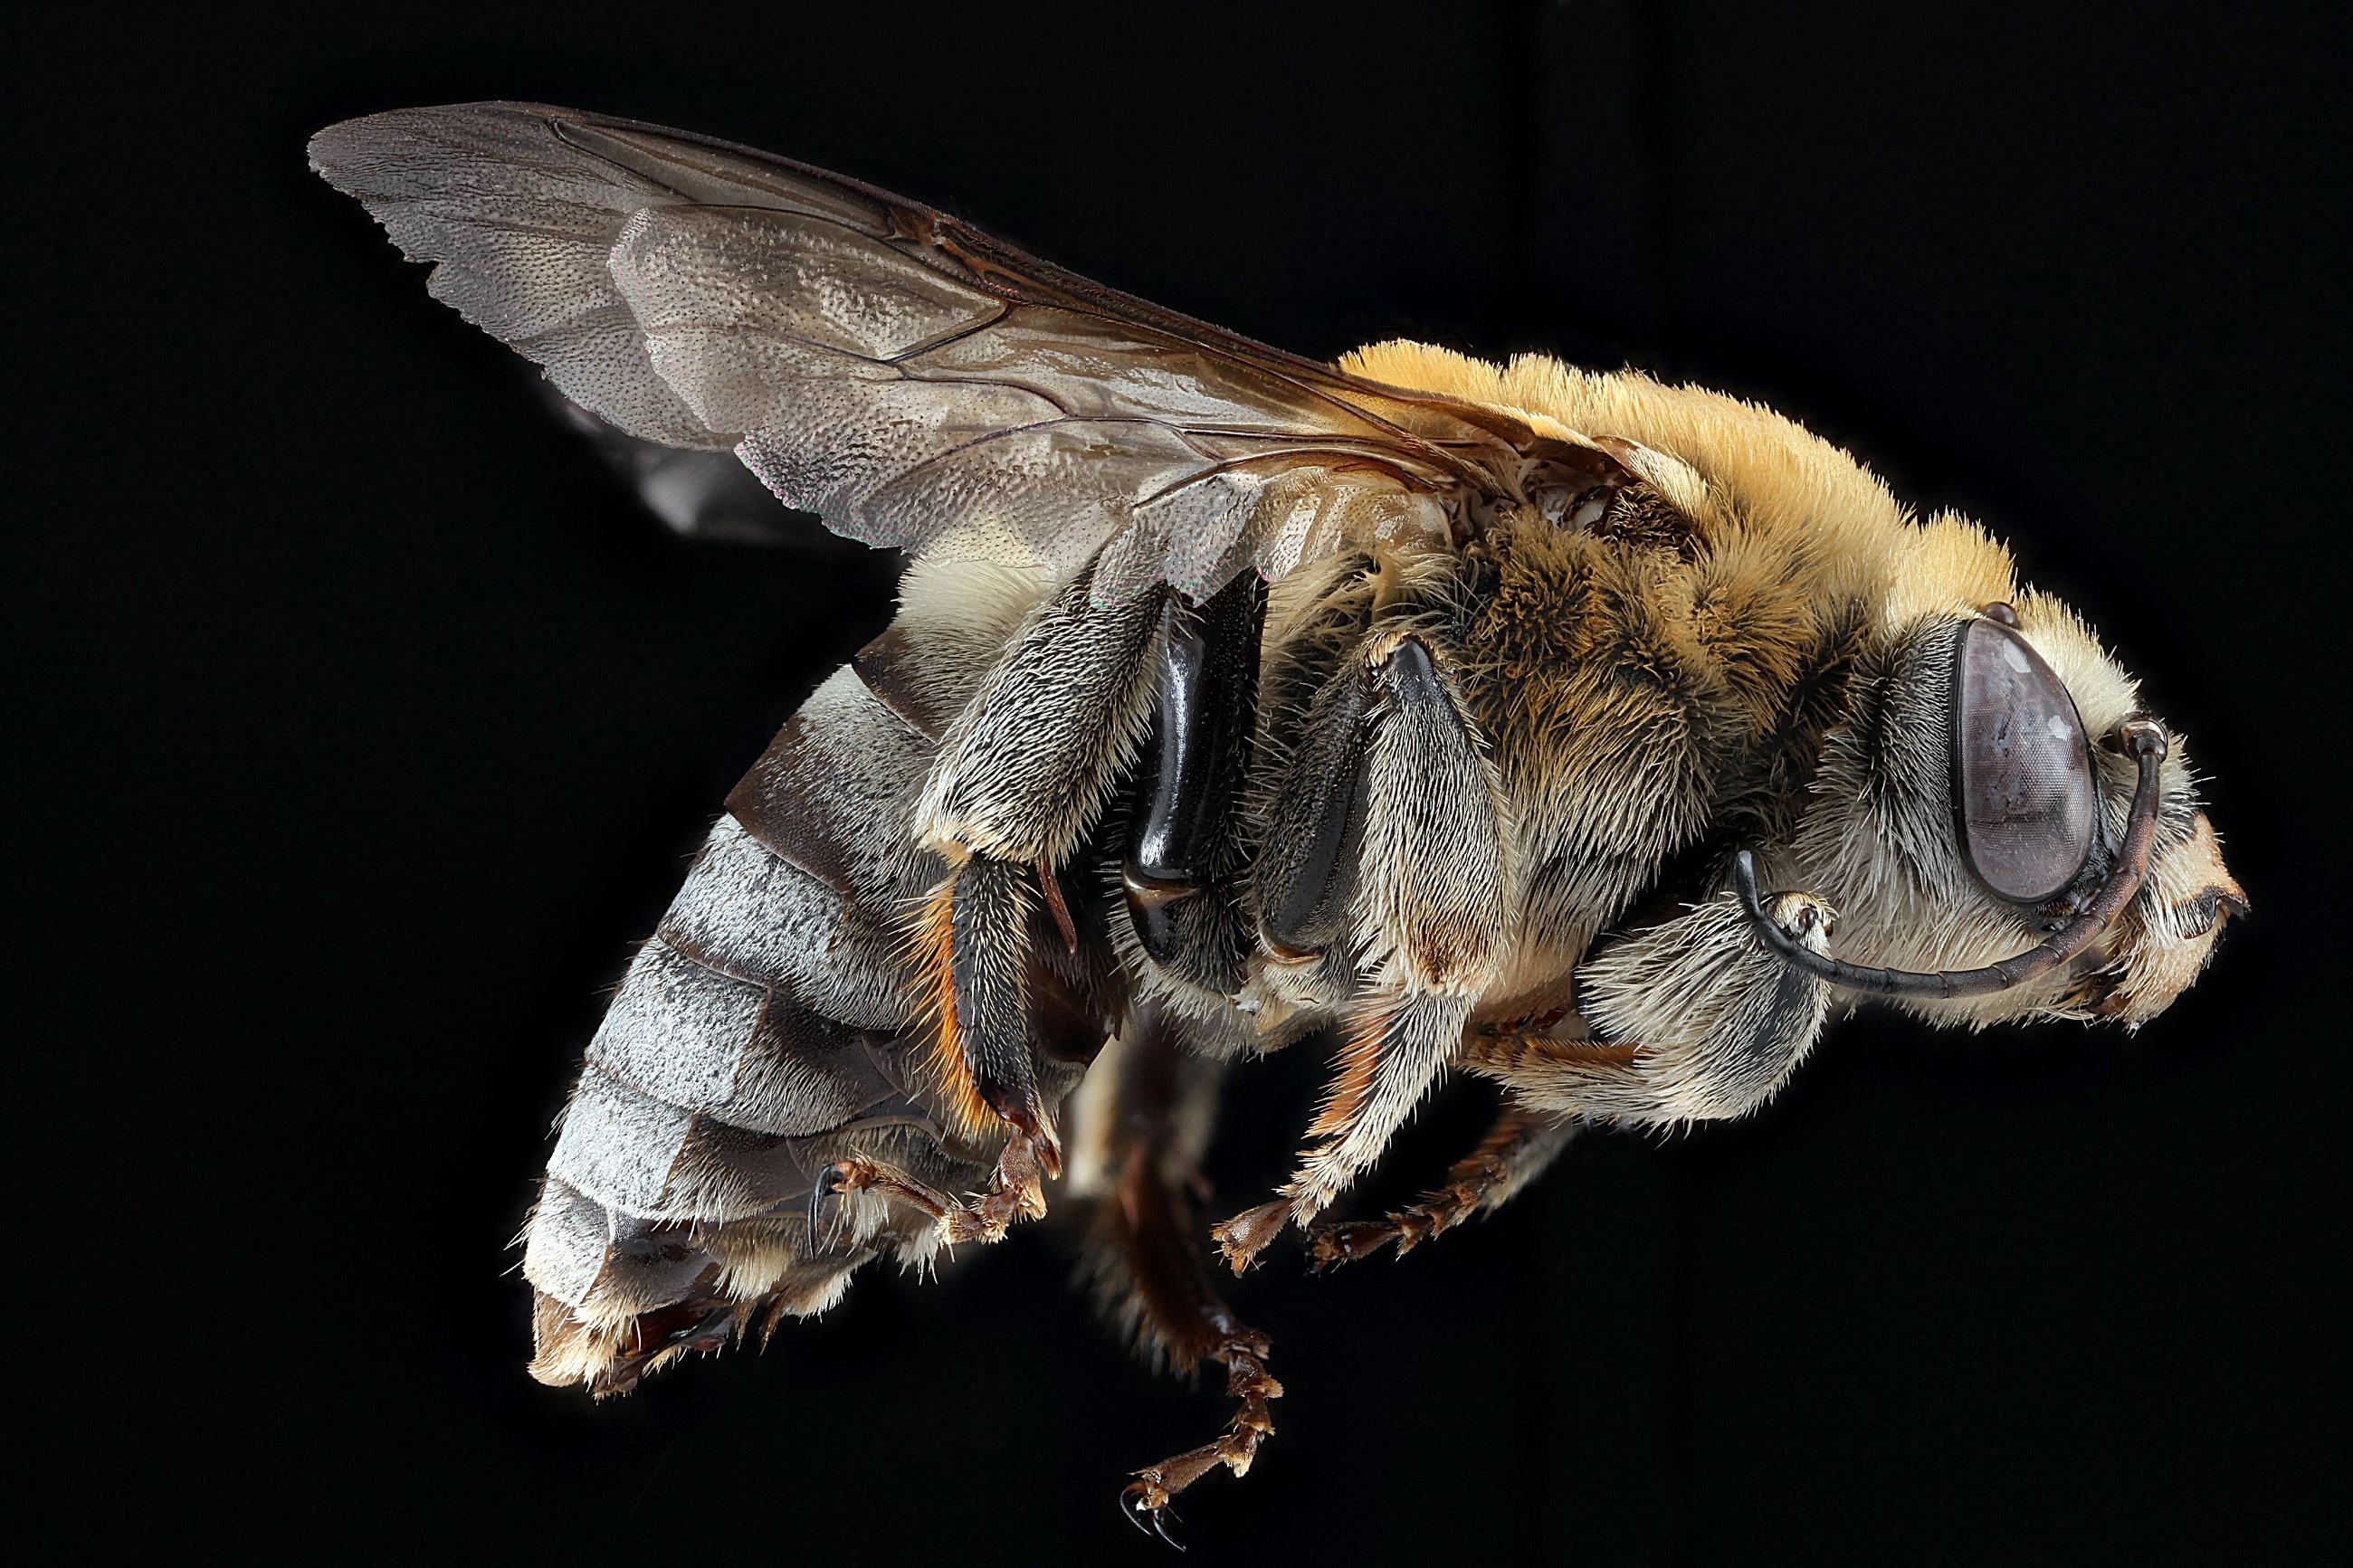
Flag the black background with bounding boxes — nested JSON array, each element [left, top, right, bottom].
[[13, 3, 2348, 1563]]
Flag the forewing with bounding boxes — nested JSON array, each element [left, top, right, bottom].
[[312, 102, 1612, 597]]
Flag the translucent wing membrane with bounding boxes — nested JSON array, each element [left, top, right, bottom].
[[312, 101, 1618, 598]]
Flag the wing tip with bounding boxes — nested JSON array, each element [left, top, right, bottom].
[[306, 100, 584, 182]]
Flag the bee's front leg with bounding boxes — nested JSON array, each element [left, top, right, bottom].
[[909, 560, 1167, 1232], [1463, 887, 1836, 1125]]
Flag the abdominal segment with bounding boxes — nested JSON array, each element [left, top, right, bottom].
[[522, 579, 1103, 1392]]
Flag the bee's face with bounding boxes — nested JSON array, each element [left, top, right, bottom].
[[1794, 556, 2243, 1029]]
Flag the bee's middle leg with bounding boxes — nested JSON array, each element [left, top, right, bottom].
[[1074, 1007, 1281, 1539], [1217, 633, 1512, 1270], [1303, 1102, 1577, 1272]]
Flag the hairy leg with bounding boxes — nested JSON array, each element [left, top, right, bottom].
[[1463, 889, 1834, 1125], [809, 1135, 1054, 1247], [901, 558, 1167, 1229], [1304, 1102, 1577, 1272], [1074, 1011, 1282, 1539], [1111, 1140, 1282, 1542], [1220, 633, 1510, 1270]]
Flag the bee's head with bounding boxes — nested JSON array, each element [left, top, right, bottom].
[[1776, 517, 2243, 1028]]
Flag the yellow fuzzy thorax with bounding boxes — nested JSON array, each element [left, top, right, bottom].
[[1340, 340, 2038, 638], [1340, 339, 2163, 862]]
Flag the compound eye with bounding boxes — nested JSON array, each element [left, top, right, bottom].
[[1953, 617, 2097, 902]]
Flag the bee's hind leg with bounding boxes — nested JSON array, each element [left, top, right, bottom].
[[1074, 1006, 1281, 1536], [908, 558, 1170, 1232]]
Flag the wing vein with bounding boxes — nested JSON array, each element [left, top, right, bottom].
[[309, 100, 1581, 598]]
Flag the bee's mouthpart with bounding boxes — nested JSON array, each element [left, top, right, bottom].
[[1737, 719, 2169, 1001]]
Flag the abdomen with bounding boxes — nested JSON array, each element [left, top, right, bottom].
[[521, 561, 1093, 1392]]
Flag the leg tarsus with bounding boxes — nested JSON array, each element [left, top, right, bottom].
[[1304, 1191, 1465, 1274], [1125, 1326, 1281, 1525], [1302, 1217, 1405, 1273], [1208, 1198, 1291, 1275], [1217, 990, 1473, 1274], [813, 1130, 1053, 1250], [1302, 1105, 1570, 1274], [810, 1155, 956, 1246], [940, 1127, 1052, 1243]]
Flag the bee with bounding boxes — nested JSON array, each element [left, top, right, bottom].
[[311, 102, 2245, 1536]]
